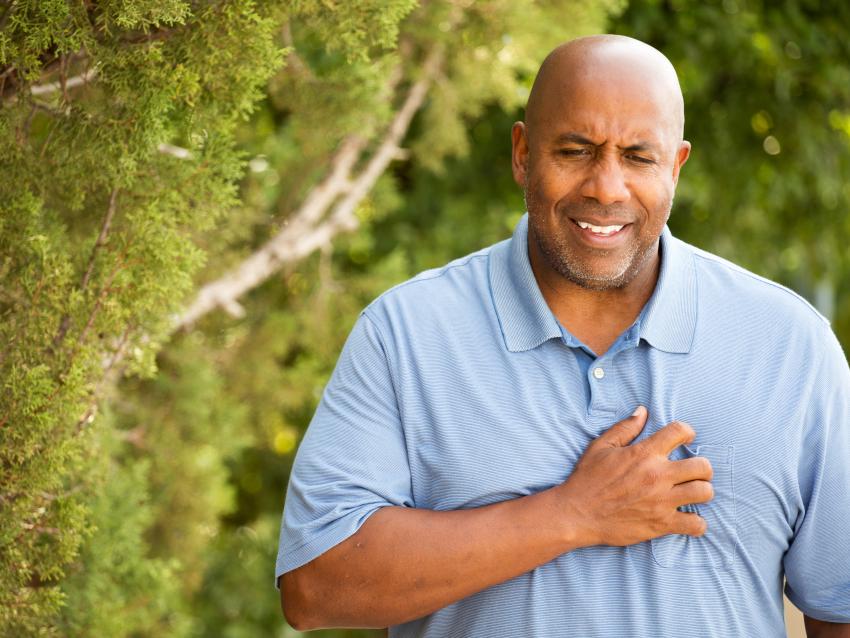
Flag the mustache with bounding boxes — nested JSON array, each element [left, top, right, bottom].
[[557, 200, 635, 221], [522, 187, 646, 222]]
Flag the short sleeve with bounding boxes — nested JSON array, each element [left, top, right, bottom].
[[783, 326, 850, 622], [275, 311, 413, 588]]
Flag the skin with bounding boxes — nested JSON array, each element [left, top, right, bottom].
[[280, 36, 847, 636], [512, 35, 690, 355], [281, 409, 711, 630], [510, 34, 846, 636], [806, 617, 850, 638]]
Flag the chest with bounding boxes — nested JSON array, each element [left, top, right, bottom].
[[397, 340, 803, 545]]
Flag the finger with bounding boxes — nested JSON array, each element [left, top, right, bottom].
[[669, 480, 714, 507], [595, 406, 648, 448], [640, 420, 696, 456], [670, 511, 707, 537], [668, 456, 713, 485]]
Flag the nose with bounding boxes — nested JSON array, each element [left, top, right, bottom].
[[579, 155, 631, 205]]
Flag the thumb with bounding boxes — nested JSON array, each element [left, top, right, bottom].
[[597, 406, 648, 448]]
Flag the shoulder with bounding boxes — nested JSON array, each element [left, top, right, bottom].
[[362, 243, 498, 332], [681, 238, 829, 331], [671, 236, 839, 368]]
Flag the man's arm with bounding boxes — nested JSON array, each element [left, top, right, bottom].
[[783, 325, 850, 630], [280, 408, 713, 630], [804, 616, 850, 637]]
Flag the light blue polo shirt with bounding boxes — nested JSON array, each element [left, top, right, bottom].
[[276, 214, 850, 637]]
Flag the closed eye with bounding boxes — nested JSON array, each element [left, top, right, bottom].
[[627, 154, 655, 164], [559, 148, 590, 156]]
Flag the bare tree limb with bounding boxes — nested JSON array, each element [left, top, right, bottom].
[[173, 46, 443, 332], [327, 47, 442, 226], [68, 43, 447, 432], [281, 21, 314, 81], [157, 142, 193, 159], [80, 187, 119, 290], [171, 133, 364, 328], [53, 187, 119, 348], [1, 52, 92, 103], [29, 68, 97, 97]]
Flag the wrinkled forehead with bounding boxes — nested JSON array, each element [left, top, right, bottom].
[[531, 68, 679, 148], [526, 39, 684, 147]]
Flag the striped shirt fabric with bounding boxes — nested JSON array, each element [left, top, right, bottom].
[[276, 213, 850, 637]]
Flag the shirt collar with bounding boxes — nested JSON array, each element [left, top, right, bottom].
[[488, 214, 563, 352], [638, 224, 697, 354], [488, 213, 697, 354]]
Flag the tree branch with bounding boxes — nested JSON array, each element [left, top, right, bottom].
[[0, 0, 16, 32], [157, 142, 193, 159], [65, 44, 446, 436], [172, 46, 443, 331], [2, 65, 97, 104], [281, 21, 314, 81], [80, 188, 119, 291], [29, 67, 97, 97], [172, 134, 365, 328], [53, 187, 119, 349]]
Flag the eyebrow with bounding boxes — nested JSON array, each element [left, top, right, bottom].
[[553, 132, 660, 153], [554, 133, 596, 146]]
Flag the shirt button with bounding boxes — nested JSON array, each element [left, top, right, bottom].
[[592, 367, 605, 380]]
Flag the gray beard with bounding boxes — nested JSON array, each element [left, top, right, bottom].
[[524, 190, 667, 291], [530, 220, 654, 291]]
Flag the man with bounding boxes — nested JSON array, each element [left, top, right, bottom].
[[276, 35, 850, 637]]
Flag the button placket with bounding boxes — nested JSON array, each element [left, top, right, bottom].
[[588, 358, 609, 414]]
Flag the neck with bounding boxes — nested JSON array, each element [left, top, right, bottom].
[[527, 233, 661, 354]]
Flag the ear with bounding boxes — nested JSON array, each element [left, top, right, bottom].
[[511, 122, 529, 188], [671, 140, 691, 186]]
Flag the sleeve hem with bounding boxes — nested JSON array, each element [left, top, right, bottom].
[[785, 586, 850, 623], [274, 503, 387, 590]]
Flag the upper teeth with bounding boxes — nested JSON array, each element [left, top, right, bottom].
[[576, 221, 624, 234]]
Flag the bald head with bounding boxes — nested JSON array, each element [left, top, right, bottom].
[[525, 35, 685, 149], [511, 35, 692, 294]]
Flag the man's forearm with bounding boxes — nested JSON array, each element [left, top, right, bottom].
[[280, 411, 712, 630], [280, 485, 582, 630], [805, 616, 850, 638]]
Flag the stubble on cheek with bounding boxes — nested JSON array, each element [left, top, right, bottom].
[[523, 183, 662, 292]]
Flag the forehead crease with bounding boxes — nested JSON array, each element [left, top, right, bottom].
[[526, 37, 685, 141], [549, 118, 667, 147]]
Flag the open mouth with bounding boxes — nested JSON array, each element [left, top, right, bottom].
[[570, 218, 630, 237]]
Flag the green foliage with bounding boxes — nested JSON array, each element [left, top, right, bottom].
[[197, 3, 848, 634], [6, 1, 846, 637], [57, 421, 185, 637], [0, 1, 283, 633], [174, 2, 625, 636], [609, 0, 850, 336], [192, 515, 285, 638], [290, 0, 418, 62], [116, 334, 252, 579]]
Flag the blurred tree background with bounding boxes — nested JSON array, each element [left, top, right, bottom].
[[1, 0, 848, 636]]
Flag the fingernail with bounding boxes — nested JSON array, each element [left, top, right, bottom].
[[632, 406, 645, 417]]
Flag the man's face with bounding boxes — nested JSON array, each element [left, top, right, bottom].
[[512, 69, 690, 291]]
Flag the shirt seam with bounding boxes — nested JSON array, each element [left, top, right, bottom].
[[359, 309, 413, 502], [360, 309, 406, 427], [366, 251, 491, 312], [690, 251, 828, 325], [785, 584, 850, 622], [689, 249, 700, 351], [275, 502, 386, 589], [789, 323, 832, 537], [278, 503, 384, 573]]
